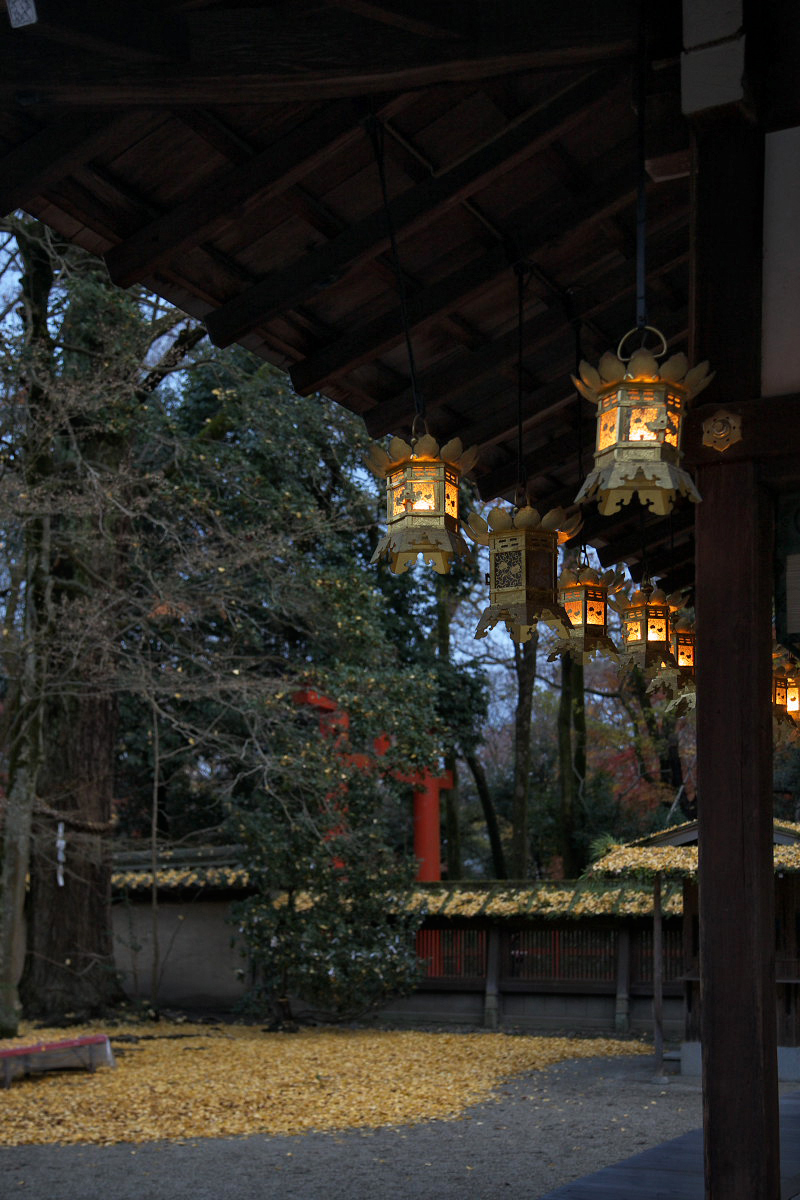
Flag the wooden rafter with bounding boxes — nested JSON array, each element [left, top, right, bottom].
[[202, 70, 619, 349]]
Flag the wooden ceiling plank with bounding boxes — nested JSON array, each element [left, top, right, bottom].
[[203, 69, 618, 349], [362, 232, 688, 437], [593, 509, 694, 567], [476, 416, 598, 501], [105, 100, 376, 288], [0, 110, 153, 217], [288, 159, 637, 395]]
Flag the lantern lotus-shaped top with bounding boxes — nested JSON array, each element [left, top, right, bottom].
[[365, 430, 478, 574], [574, 334, 713, 516], [469, 503, 583, 643]]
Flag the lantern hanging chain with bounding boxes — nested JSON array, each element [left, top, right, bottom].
[[366, 115, 424, 426], [634, 0, 648, 338]]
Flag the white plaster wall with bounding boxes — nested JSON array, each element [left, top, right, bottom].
[[112, 898, 248, 1009]]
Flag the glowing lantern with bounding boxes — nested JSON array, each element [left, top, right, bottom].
[[774, 669, 789, 712], [787, 677, 800, 719], [469, 505, 581, 644], [365, 430, 478, 574], [671, 617, 696, 676], [573, 330, 713, 516], [553, 565, 622, 662], [619, 580, 676, 672]]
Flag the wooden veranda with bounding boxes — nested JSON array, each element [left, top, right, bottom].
[[2, 2, 799, 1195]]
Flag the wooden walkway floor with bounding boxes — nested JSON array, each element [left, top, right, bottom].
[[538, 1091, 800, 1199]]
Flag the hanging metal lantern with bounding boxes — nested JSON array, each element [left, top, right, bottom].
[[365, 428, 478, 574], [647, 599, 697, 709], [671, 617, 696, 677], [468, 504, 581, 643], [573, 328, 713, 516], [772, 661, 797, 728], [552, 564, 623, 663], [618, 579, 676, 672]]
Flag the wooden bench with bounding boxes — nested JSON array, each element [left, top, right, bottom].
[[0, 1034, 115, 1088]]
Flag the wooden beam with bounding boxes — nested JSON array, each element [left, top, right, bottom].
[[277, 158, 637, 388], [104, 99, 383, 288], [324, 1, 462, 40], [204, 70, 618, 351], [683, 393, 800, 476], [0, 110, 153, 217], [0, 1, 642, 107]]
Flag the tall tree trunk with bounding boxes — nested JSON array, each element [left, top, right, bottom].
[[0, 535, 49, 1034], [464, 751, 507, 879], [21, 689, 121, 1017], [557, 655, 576, 875], [509, 633, 537, 877]]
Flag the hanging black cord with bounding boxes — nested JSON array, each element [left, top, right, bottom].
[[638, 500, 650, 585], [366, 116, 424, 425], [634, 0, 648, 336], [515, 261, 526, 504], [564, 289, 586, 558]]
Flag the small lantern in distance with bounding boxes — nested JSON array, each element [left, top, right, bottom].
[[615, 579, 676, 674], [469, 504, 582, 644], [551, 564, 625, 663], [365, 428, 478, 574], [573, 329, 713, 516], [773, 662, 795, 728]]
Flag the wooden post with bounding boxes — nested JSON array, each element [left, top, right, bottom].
[[484, 927, 500, 1029], [653, 873, 663, 1072], [615, 926, 630, 1034], [695, 458, 779, 1199], [690, 99, 780, 1198]]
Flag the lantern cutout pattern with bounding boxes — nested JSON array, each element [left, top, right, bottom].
[[365, 431, 478, 574], [468, 504, 582, 644], [613, 580, 677, 674], [573, 333, 713, 516], [550, 565, 625, 663]]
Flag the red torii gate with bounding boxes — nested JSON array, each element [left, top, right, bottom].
[[293, 687, 451, 882]]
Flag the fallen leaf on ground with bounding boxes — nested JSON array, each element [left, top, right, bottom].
[[0, 1022, 648, 1146]]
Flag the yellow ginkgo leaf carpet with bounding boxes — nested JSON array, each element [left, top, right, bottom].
[[0, 1022, 649, 1146]]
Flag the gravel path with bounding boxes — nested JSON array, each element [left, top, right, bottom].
[[0, 1052, 707, 1200]]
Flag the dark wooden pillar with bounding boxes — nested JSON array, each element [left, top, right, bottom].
[[695, 459, 778, 1199], [692, 113, 780, 1197]]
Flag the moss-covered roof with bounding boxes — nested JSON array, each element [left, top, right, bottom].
[[590, 818, 800, 880], [112, 859, 682, 918]]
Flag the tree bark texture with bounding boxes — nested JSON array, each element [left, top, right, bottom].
[[21, 688, 121, 1017], [509, 633, 537, 877], [464, 751, 507, 879]]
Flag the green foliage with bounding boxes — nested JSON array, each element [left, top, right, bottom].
[[231, 761, 423, 1022]]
